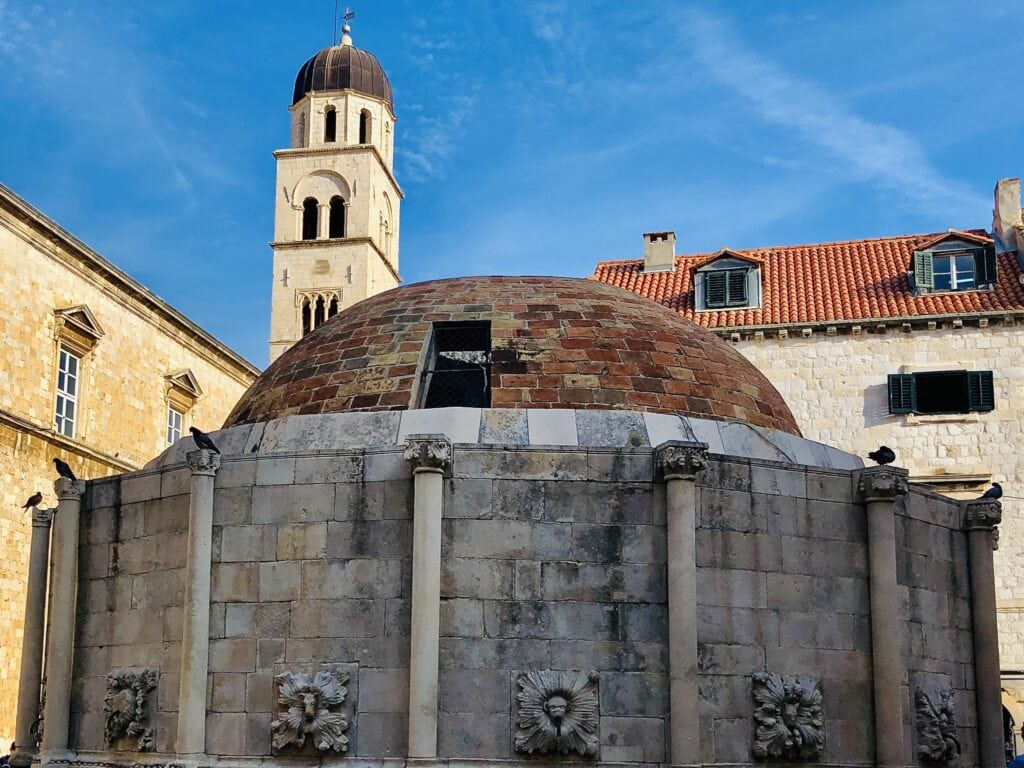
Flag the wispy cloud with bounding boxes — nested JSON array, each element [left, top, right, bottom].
[[679, 9, 986, 219]]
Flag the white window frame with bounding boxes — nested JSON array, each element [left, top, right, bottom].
[[932, 251, 977, 291], [54, 345, 80, 438], [166, 404, 184, 446]]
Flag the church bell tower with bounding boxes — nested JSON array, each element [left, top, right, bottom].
[[269, 23, 402, 362]]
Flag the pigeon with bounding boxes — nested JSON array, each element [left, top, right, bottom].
[[189, 426, 220, 454], [980, 483, 1003, 500], [22, 492, 42, 510], [53, 458, 77, 481], [867, 445, 896, 466]]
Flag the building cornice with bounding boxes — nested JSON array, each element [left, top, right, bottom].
[[711, 309, 1024, 343], [273, 145, 405, 199], [0, 185, 261, 384], [0, 408, 137, 472], [269, 236, 401, 284]]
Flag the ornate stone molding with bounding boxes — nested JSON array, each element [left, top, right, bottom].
[[103, 668, 158, 751], [915, 688, 959, 763], [856, 466, 908, 503], [271, 670, 350, 753], [54, 478, 86, 501], [751, 673, 824, 760], [655, 441, 708, 481], [404, 434, 452, 473], [31, 507, 55, 528], [514, 670, 599, 758], [963, 499, 1002, 550], [186, 449, 221, 476]]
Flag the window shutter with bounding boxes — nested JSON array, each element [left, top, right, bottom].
[[705, 272, 727, 308], [975, 247, 997, 286], [913, 251, 934, 290], [727, 269, 748, 306], [888, 374, 915, 414], [967, 371, 995, 412]]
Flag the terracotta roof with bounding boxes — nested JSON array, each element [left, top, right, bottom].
[[592, 230, 1024, 329]]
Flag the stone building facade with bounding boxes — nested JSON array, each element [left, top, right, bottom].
[[592, 178, 1024, 733], [13, 276, 1009, 768], [0, 183, 259, 741]]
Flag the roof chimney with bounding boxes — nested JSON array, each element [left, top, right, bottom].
[[992, 178, 1023, 254], [643, 231, 676, 273]]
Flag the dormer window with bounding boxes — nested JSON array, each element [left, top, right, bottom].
[[912, 236, 996, 294], [695, 255, 761, 311]]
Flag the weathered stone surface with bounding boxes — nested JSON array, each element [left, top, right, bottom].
[[600, 716, 666, 763], [359, 668, 409, 712], [444, 519, 571, 559], [485, 601, 617, 640], [220, 524, 278, 562], [253, 484, 335, 524], [441, 558, 514, 599], [356, 712, 407, 756], [440, 669, 510, 714], [212, 563, 259, 603], [600, 672, 668, 717], [439, 712, 510, 758]]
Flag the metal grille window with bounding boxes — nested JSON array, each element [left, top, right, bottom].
[[167, 406, 183, 446], [419, 321, 491, 408], [54, 346, 79, 437]]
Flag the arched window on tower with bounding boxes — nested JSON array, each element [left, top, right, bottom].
[[324, 107, 337, 142], [302, 198, 319, 240], [328, 295, 339, 319], [359, 109, 372, 144], [314, 295, 326, 328], [329, 196, 346, 238], [301, 297, 312, 336]]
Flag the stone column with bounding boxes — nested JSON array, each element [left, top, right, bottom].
[[176, 449, 221, 755], [41, 478, 86, 751], [404, 435, 452, 759], [856, 466, 909, 768], [656, 440, 707, 767], [962, 499, 1003, 768], [12, 507, 54, 764]]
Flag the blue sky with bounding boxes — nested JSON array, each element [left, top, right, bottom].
[[2, 1, 1022, 367]]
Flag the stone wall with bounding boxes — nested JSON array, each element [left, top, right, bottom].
[[733, 328, 1024, 667], [0, 191, 257, 743], [69, 434, 976, 764]]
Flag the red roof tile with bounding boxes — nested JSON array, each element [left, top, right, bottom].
[[592, 230, 1024, 328]]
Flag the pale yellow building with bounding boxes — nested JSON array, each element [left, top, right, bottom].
[[269, 24, 403, 363], [0, 183, 259, 740]]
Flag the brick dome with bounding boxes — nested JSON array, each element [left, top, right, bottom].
[[225, 277, 799, 432]]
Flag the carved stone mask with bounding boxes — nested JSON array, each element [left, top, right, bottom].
[[544, 695, 569, 726]]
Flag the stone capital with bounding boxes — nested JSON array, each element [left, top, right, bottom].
[[187, 449, 221, 476], [963, 499, 1002, 532], [54, 477, 86, 501], [856, 466, 909, 503], [31, 507, 55, 528], [404, 434, 452, 473], [655, 441, 708, 481]]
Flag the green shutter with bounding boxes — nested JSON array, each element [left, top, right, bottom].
[[967, 371, 995, 412], [888, 374, 916, 414], [726, 269, 748, 306], [913, 251, 934, 290], [705, 272, 727, 308], [975, 246, 997, 286]]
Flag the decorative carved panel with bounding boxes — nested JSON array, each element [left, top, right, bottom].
[[514, 670, 599, 758], [271, 670, 350, 753], [103, 668, 158, 751], [751, 673, 824, 760], [915, 688, 959, 763]]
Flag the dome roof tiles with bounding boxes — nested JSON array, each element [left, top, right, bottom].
[[293, 42, 393, 108]]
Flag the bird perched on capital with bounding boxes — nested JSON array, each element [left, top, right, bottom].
[[980, 483, 1002, 500], [22, 492, 42, 510], [189, 426, 220, 454], [53, 458, 77, 481], [867, 446, 896, 465]]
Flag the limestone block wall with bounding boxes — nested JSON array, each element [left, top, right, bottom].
[[65, 412, 977, 765], [733, 328, 1024, 667]]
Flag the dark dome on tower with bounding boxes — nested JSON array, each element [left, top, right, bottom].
[[292, 37, 393, 108]]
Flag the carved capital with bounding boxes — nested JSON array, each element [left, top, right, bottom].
[[187, 449, 221, 476], [962, 498, 1001, 531], [31, 507, 55, 528], [856, 466, 908, 503], [404, 434, 452, 473], [655, 441, 708, 481], [54, 477, 86, 501]]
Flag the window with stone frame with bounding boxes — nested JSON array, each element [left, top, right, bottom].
[[695, 255, 761, 311], [418, 321, 491, 408], [888, 370, 995, 415], [164, 369, 202, 443], [912, 239, 996, 294], [54, 345, 79, 437], [166, 405, 184, 446]]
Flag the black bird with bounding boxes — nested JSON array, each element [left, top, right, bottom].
[[980, 483, 1003, 500], [867, 445, 896, 465], [53, 458, 77, 481], [22, 492, 42, 510], [189, 426, 220, 454]]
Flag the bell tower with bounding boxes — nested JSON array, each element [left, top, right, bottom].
[[269, 23, 402, 362]]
